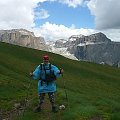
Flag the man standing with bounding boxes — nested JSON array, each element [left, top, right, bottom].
[[30, 55, 63, 112]]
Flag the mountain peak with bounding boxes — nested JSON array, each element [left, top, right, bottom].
[[0, 28, 48, 51], [88, 32, 111, 43], [69, 34, 84, 41]]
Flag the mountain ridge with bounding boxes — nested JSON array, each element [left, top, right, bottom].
[[0, 28, 49, 51], [0, 29, 120, 67], [54, 32, 120, 67]]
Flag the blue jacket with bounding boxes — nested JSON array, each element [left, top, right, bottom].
[[32, 63, 60, 94]]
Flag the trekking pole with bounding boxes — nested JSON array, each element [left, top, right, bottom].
[[61, 72, 70, 111]]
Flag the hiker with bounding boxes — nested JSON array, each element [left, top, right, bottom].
[[30, 54, 63, 112]]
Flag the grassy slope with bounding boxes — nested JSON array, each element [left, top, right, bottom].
[[0, 42, 120, 120]]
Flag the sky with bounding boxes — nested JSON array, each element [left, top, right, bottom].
[[0, 0, 120, 41]]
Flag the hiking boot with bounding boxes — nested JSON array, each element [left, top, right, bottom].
[[52, 106, 57, 113], [34, 106, 41, 113]]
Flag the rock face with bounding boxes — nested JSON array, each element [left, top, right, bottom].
[[0, 29, 49, 51], [54, 39, 67, 48], [75, 42, 120, 65], [67, 32, 120, 66]]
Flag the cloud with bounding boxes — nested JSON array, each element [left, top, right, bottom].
[[101, 29, 120, 42], [58, 0, 84, 8], [33, 22, 94, 41], [87, 0, 120, 29], [0, 0, 120, 42], [0, 0, 53, 29], [34, 9, 50, 19], [0, 0, 37, 29], [32, 22, 120, 42]]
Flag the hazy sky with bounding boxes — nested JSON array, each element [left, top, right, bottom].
[[0, 0, 120, 41]]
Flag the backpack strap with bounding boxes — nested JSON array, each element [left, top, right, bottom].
[[49, 63, 51, 73], [40, 63, 43, 86], [40, 63, 43, 70], [43, 64, 46, 75]]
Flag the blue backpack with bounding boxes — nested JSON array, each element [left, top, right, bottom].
[[40, 63, 56, 85]]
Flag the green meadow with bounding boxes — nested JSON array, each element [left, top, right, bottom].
[[0, 42, 120, 120]]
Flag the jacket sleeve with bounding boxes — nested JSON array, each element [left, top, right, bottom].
[[32, 65, 40, 80], [51, 65, 60, 78]]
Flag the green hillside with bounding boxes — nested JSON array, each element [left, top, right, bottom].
[[0, 42, 120, 120]]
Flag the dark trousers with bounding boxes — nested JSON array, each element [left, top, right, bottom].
[[39, 92, 55, 107]]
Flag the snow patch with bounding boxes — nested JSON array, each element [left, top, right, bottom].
[[50, 47, 78, 60], [77, 42, 105, 46]]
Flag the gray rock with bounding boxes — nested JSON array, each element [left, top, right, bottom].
[[0, 29, 49, 51], [54, 39, 67, 48], [67, 32, 120, 66]]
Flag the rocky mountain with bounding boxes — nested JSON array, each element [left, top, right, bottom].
[[0, 29, 49, 51], [69, 33, 120, 66], [53, 32, 120, 67], [0, 29, 120, 67]]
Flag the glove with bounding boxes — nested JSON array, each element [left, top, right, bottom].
[[59, 68, 64, 74]]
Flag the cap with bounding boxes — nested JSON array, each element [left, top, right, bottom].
[[43, 55, 49, 61]]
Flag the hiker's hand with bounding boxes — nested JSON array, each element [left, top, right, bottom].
[[29, 72, 33, 77], [60, 68, 64, 74]]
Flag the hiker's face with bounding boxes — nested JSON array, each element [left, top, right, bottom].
[[43, 60, 49, 64]]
